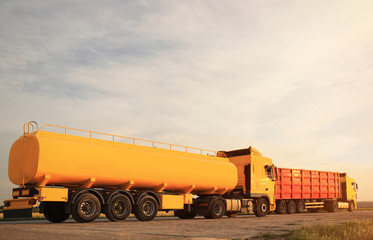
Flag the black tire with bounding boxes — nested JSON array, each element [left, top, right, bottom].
[[325, 201, 338, 212], [254, 198, 268, 217], [71, 193, 101, 223], [275, 200, 287, 214], [287, 200, 296, 214], [296, 200, 305, 213], [348, 201, 355, 212], [204, 198, 226, 219], [134, 195, 158, 221], [226, 212, 239, 218], [174, 205, 196, 219], [43, 202, 70, 223], [307, 208, 319, 213], [105, 194, 132, 222]]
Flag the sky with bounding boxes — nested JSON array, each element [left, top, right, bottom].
[[0, 1, 373, 202]]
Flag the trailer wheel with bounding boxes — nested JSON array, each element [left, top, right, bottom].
[[105, 194, 132, 222], [135, 195, 158, 221], [287, 200, 296, 214], [43, 202, 70, 223], [71, 193, 101, 223], [254, 198, 268, 217], [204, 198, 226, 219], [275, 200, 287, 214], [296, 200, 305, 213], [348, 201, 355, 212]]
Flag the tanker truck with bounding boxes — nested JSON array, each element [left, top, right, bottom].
[[3, 122, 358, 222]]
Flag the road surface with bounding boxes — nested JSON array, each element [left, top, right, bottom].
[[1, 211, 373, 240]]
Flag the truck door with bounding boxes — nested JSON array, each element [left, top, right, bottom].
[[245, 165, 251, 193]]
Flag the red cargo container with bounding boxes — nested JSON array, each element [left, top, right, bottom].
[[275, 168, 341, 200]]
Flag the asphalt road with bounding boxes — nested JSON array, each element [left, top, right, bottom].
[[1, 211, 373, 240]]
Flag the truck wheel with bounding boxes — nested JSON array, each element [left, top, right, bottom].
[[275, 200, 287, 214], [296, 200, 305, 213], [43, 202, 70, 223], [287, 200, 296, 214], [204, 197, 225, 219], [105, 194, 132, 222], [324, 201, 337, 212], [204, 198, 226, 219], [348, 201, 355, 212], [254, 198, 268, 217], [71, 193, 101, 223], [135, 195, 158, 221], [330, 201, 338, 212]]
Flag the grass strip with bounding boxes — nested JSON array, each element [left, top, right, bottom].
[[252, 219, 373, 240], [286, 219, 373, 240]]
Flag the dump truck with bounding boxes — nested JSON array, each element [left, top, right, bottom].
[[3, 122, 358, 222], [274, 168, 357, 214]]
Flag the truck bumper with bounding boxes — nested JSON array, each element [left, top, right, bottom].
[[3, 187, 69, 219], [3, 197, 38, 219]]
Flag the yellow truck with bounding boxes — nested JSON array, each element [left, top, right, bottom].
[[3, 122, 357, 222]]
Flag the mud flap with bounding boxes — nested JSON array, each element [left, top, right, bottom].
[[3, 208, 32, 219]]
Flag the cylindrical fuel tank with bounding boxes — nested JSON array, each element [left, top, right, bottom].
[[9, 130, 238, 194]]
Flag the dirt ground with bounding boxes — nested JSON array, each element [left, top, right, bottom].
[[1, 210, 373, 240]]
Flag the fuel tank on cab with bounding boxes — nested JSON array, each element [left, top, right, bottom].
[[8, 130, 238, 195]]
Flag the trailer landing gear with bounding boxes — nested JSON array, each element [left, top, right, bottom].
[[174, 204, 196, 219]]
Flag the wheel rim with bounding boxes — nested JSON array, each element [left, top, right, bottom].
[[80, 200, 96, 217], [214, 203, 223, 216], [298, 202, 304, 211], [142, 200, 155, 216], [114, 201, 125, 215], [261, 203, 267, 212]]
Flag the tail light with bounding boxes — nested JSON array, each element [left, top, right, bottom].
[[12, 190, 20, 198], [28, 199, 37, 205], [21, 189, 30, 196], [4, 201, 10, 207]]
